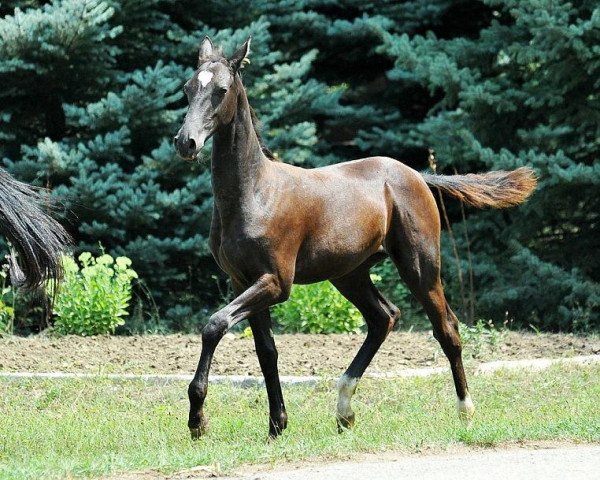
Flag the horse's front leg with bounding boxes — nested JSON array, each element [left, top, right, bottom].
[[187, 273, 285, 439], [248, 310, 288, 439]]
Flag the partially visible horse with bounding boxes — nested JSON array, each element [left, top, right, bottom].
[[0, 167, 71, 289], [174, 37, 537, 439]]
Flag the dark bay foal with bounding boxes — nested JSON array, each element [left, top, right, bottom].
[[174, 37, 537, 439]]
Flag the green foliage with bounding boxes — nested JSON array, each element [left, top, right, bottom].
[[0, 300, 14, 334], [268, 0, 600, 332], [358, 0, 600, 331], [459, 319, 507, 359], [0, 267, 15, 334], [475, 243, 600, 333], [52, 252, 138, 335], [273, 281, 363, 334]]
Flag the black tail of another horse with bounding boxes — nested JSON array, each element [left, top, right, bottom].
[[0, 168, 71, 290]]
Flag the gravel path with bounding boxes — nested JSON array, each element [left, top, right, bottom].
[[118, 443, 600, 479], [216, 444, 600, 480]]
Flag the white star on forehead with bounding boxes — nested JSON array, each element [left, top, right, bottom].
[[197, 70, 213, 87]]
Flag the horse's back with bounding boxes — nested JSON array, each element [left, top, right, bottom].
[[265, 156, 432, 283]]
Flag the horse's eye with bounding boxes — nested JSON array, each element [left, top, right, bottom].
[[212, 88, 227, 105]]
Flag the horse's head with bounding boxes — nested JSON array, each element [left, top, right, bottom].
[[174, 36, 251, 160]]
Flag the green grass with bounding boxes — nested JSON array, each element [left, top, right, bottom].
[[1, 364, 599, 479]]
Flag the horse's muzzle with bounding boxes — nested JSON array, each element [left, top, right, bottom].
[[174, 135, 197, 160], [174, 131, 207, 161]]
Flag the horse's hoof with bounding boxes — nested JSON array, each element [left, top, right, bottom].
[[189, 417, 208, 440], [336, 413, 355, 433], [268, 429, 283, 441], [268, 412, 288, 440]]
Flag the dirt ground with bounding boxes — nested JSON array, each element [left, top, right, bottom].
[[1, 331, 599, 376]]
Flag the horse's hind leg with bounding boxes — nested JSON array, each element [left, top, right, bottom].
[[422, 283, 474, 422], [331, 267, 400, 431], [386, 220, 475, 423]]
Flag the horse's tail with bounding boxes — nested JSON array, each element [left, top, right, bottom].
[[0, 168, 71, 290], [421, 167, 537, 209]]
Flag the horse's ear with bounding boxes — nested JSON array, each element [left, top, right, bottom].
[[229, 37, 251, 72], [198, 36, 214, 65]]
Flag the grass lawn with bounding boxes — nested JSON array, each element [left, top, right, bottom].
[[0, 364, 599, 479]]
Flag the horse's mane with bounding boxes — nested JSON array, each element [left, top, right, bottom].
[[248, 105, 277, 161]]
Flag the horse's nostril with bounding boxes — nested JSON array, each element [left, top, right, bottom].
[[187, 138, 196, 151]]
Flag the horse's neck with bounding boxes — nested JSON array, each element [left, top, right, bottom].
[[211, 86, 266, 214]]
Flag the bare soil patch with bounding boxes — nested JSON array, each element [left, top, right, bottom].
[[1, 331, 598, 376]]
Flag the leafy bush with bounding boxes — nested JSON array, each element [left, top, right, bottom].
[[51, 252, 138, 336], [459, 319, 507, 359], [273, 281, 363, 334]]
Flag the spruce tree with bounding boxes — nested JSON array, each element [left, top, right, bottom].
[[364, 0, 600, 330], [0, 0, 350, 331], [261, 0, 599, 331]]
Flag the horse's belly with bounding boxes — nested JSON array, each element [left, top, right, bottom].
[[293, 229, 385, 283], [292, 193, 389, 283], [293, 253, 374, 284]]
